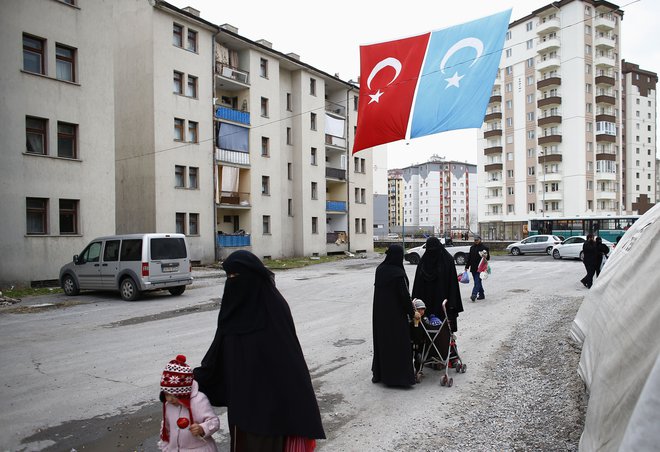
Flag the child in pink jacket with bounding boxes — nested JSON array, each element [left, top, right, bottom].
[[158, 355, 219, 451]]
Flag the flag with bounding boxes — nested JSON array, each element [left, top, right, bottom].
[[352, 9, 512, 154]]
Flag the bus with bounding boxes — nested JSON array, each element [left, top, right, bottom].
[[528, 215, 640, 242]]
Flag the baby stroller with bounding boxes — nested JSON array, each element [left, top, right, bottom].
[[410, 299, 466, 387]]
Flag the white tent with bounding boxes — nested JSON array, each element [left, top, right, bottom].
[[571, 203, 660, 451]]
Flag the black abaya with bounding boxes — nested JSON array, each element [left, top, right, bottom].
[[193, 250, 325, 443], [371, 245, 416, 387]]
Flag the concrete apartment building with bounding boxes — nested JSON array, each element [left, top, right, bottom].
[[621, 61, 657, 213], [387, 169, 404, 231], [390, 157, 477, 238], [478, 0, 625, 240], [0, 0, 116, 285]]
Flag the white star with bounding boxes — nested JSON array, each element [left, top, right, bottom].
[[368, 89, 384, 104], [445, 71, 465, 88]]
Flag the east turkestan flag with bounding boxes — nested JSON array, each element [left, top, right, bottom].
[[352, 9, 512, 154]]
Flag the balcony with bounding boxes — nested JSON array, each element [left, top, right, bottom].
[[326, 200, 347, 212], [483, 129, 502, 139], [537, 55, 560, 71], [595, 95, 616, 105], [538, 115, 562, 127], [215, 62, 249, 87], [484, 146, 503, 155], [489, 95, 502, 104], [327, 231, 347, 245], [595, 171, 617, 181], [595, 190, 617, 200], [325, 167, 346, 180], [538, 153, 563, 163], [543, 191, 563, 201], [595, 75, 615, 86], [216, 148, 250, 166], [542, 171, 562, 182], [595, 54, 616, 68], [596, 150, 617, 160], [485, 194, 503, 203], [596, 133, 616, 143], [217, 233, 251, 247], [537, 96, 562, 108], [484, 163, 503, 172], [594, 14, 616, 30], [217, 191, 251, 208], [595, 34, 616, 49], [484, 111, 502, 122], [538, 134, 562, 145], [536, 37, 560, 53], [536, 16, 560, 34], [325, 101, 346, 117], [537, 77, 561, 89], [596, 114, 616, 122], [214, 106, 250, 126], [325, 134, 347, 150]]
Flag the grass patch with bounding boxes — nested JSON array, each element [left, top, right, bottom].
[[265, 254, 347, 270], [490, 250, 509, 256], [1, 286, 63, 299]]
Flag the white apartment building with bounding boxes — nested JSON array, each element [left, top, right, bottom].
[[396, 157, 477, 238], [478, 0, 624, 240], [622, 61, 657, 214], [0, 0, 116, 285]]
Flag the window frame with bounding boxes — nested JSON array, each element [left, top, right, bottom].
[[186, 74, 197, 98], [173, 23, 183, 47], [174, 118, 184, 141], [187, 29, 198, 52], [260, 58, 268, 78], [173, 70, 184, 94], [188, 120, 198, 143], [23, 34, 45, 75], [59, 198, 78, 235], [57, 121, 77, 159], [188, 167, 198, 189], [26, 197, 49, 235], [310, 78, 316, 96], [261, 136, 270, 157], [175, 165, 185, 188], [55, 43, 76, 82], [26, 116, 48, 155], [188, 213, 199, 235]]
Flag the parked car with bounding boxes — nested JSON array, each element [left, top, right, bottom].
[[386, 233, 400, 239], [404, 239, 472, 265], [551, 235, 615, 261], [506, 234, 562, 256], [59, 233, 193, 301]]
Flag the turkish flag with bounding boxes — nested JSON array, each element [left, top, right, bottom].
[[352, 33, 430, 154]]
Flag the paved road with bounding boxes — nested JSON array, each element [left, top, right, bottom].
[[0, 254, 587, 451]]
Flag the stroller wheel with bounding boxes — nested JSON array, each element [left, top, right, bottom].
[[447, 377, 453, 387], [415, 373, 423, 383], [461, 364, 467, 373], [441, 375, 447, 386], [455, 363, 461, 373]]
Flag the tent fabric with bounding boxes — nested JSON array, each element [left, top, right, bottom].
[[570, 204, 660, 452]]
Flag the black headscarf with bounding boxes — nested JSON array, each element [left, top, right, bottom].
[[375, 244, 409, 289], [194, 250, 325, 439]]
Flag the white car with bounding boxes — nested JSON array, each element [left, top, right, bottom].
[[404, 240, 472, 266], [551, 235, 615, 260]]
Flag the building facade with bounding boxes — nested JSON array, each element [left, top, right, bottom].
[[621, 61, 657, 214], [0, 0, 116, 284], [387, 169, 404, 230], [478, 0, 625, 240]]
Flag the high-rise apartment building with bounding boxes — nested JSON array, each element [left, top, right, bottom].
[[391, 157, 477, 238], [387, 169, 404, 230], [478, 0, 624, 240], [622, 61, 657, 214], [0, 0, 116, 284]]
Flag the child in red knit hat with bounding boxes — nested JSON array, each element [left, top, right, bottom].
[[158, 355, 219, 451]]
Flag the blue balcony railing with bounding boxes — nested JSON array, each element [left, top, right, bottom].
[[217, 234, 251, 247], [215, 106, 250, 125], [326, 200, 347, 212]]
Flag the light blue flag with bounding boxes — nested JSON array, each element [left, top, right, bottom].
[[410, 9, 512, 139]]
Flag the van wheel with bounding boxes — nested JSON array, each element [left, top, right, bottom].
[[169, 286, 186, 296], [120, 277, 140, 301], [62, 275, 79, 296], [454, 253, 466, 266]]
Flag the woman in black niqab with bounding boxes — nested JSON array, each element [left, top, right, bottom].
[[412, 237, 464, 332], [193, 250, 325, 451], [371, 244, 416, 387]]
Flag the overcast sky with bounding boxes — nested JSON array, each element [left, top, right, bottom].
[[168, 0, 658, 168]]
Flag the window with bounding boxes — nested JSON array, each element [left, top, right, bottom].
[[586, 83, 592, 93], [528, 166, 535, 175], [527, 57, 534, 68], [176, 212, 185, 234], [310, 112, 317, 130], [505, 83, 512, 93], [173, 71, 183, 94], [506, 117, 513, 127], [506, 100, 512, 109], [506, 31, 511, 40], [311, 182, 318, 199], [187, 29, 197, 52], [189, 213, 199, 235], [104, 240, 120, 262], [55, 44, 76, 82], [506, 66, 512, 75], [527, 130, 535, 139], [505, 48, 512, 58], [286, 127, 292, 145], [288, 199, 293, 216], [526, 39, 533, 49], [355, 218, 360, 233], [527, 148, 535, 157], [310, 147, 317, 165], [527, 94, 534, 104], [23, 34, 45, 74], [361, 188, 366, 203], [57, 122, 77, 158], [186, 75, 197, 97], [528, 184, 535, 193], [261, 137, 270, 156], [587, 180, 593, 190], [312, 217, 318, 234], [585, 44, 592, 55], [261, 97, 269, 117], [188, 121, 198, 143], [262, 176, 270, 195], [310, 78, 316, 95], [175, 165, 185, 187], [286, 93, 292, 111], [59, 199, 78, 234], [354, 95, 359, 111], [262, 215, 271, 234], [174, 118, 184, 141], [188, 167, 198, 189], [26, 116, 47, 154], [527, 112, 535, 121], [173, 24, 183, 47], [528, 203, 536, 212], [260, 58, 268, 78], [526, 21, 533, 31], [26, 198, 48, 234], [585, 25, 592, 34], [287, 162, 292, 180], [586, 103, 592, 113], [508, 187, 514, 195], [585, 64, 591, 74], [507, 170, 514, 178]]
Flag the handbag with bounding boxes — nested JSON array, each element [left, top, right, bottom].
[[459, 271, 470, 284]]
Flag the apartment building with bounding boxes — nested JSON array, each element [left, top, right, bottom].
[[621, 61, 657, 214], [478, 0, 624, 240], [387, 169, 404, 230], [0, 0, 116, 285], [393, 157, 477, 238]]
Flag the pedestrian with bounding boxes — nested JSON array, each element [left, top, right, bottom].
[[580, 234, 598, 288], [158, 354, 220, 452], [193, 250, 325, 452], [411, 237, 463, 332], [595, 236, 610, 277], [465, 236, 490, 301], [371, 244, 419, 387]]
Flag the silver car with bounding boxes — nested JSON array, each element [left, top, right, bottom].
[[506, 234, 562, 256]]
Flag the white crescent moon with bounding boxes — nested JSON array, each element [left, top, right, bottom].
[[440, 37, 484, 74], [367, 57, 402, 90]]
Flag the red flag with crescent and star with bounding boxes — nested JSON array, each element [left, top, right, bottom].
[[352, 33, 430, 153]]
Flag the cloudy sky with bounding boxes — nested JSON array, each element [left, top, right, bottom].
[[168, 0, 658, 168]]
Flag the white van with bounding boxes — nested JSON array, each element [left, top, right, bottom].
[[59, 233, 193, 301]]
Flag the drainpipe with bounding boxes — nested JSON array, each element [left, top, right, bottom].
[[212, 27, 220, 262], [346, 87, 351, 253]]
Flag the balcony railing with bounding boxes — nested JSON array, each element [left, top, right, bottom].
[[217, 191, 251, 207], [325, 167, 346, 180], [217, 234, 251, 247], [216, 148, 250, 166], [327, 231, 347, 244], [215, 62, 249, 85], [215, 106, 250, 126], [326, 200, 347, 212], [325, 101, 346, 117], [325, 134, 347, 149]]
